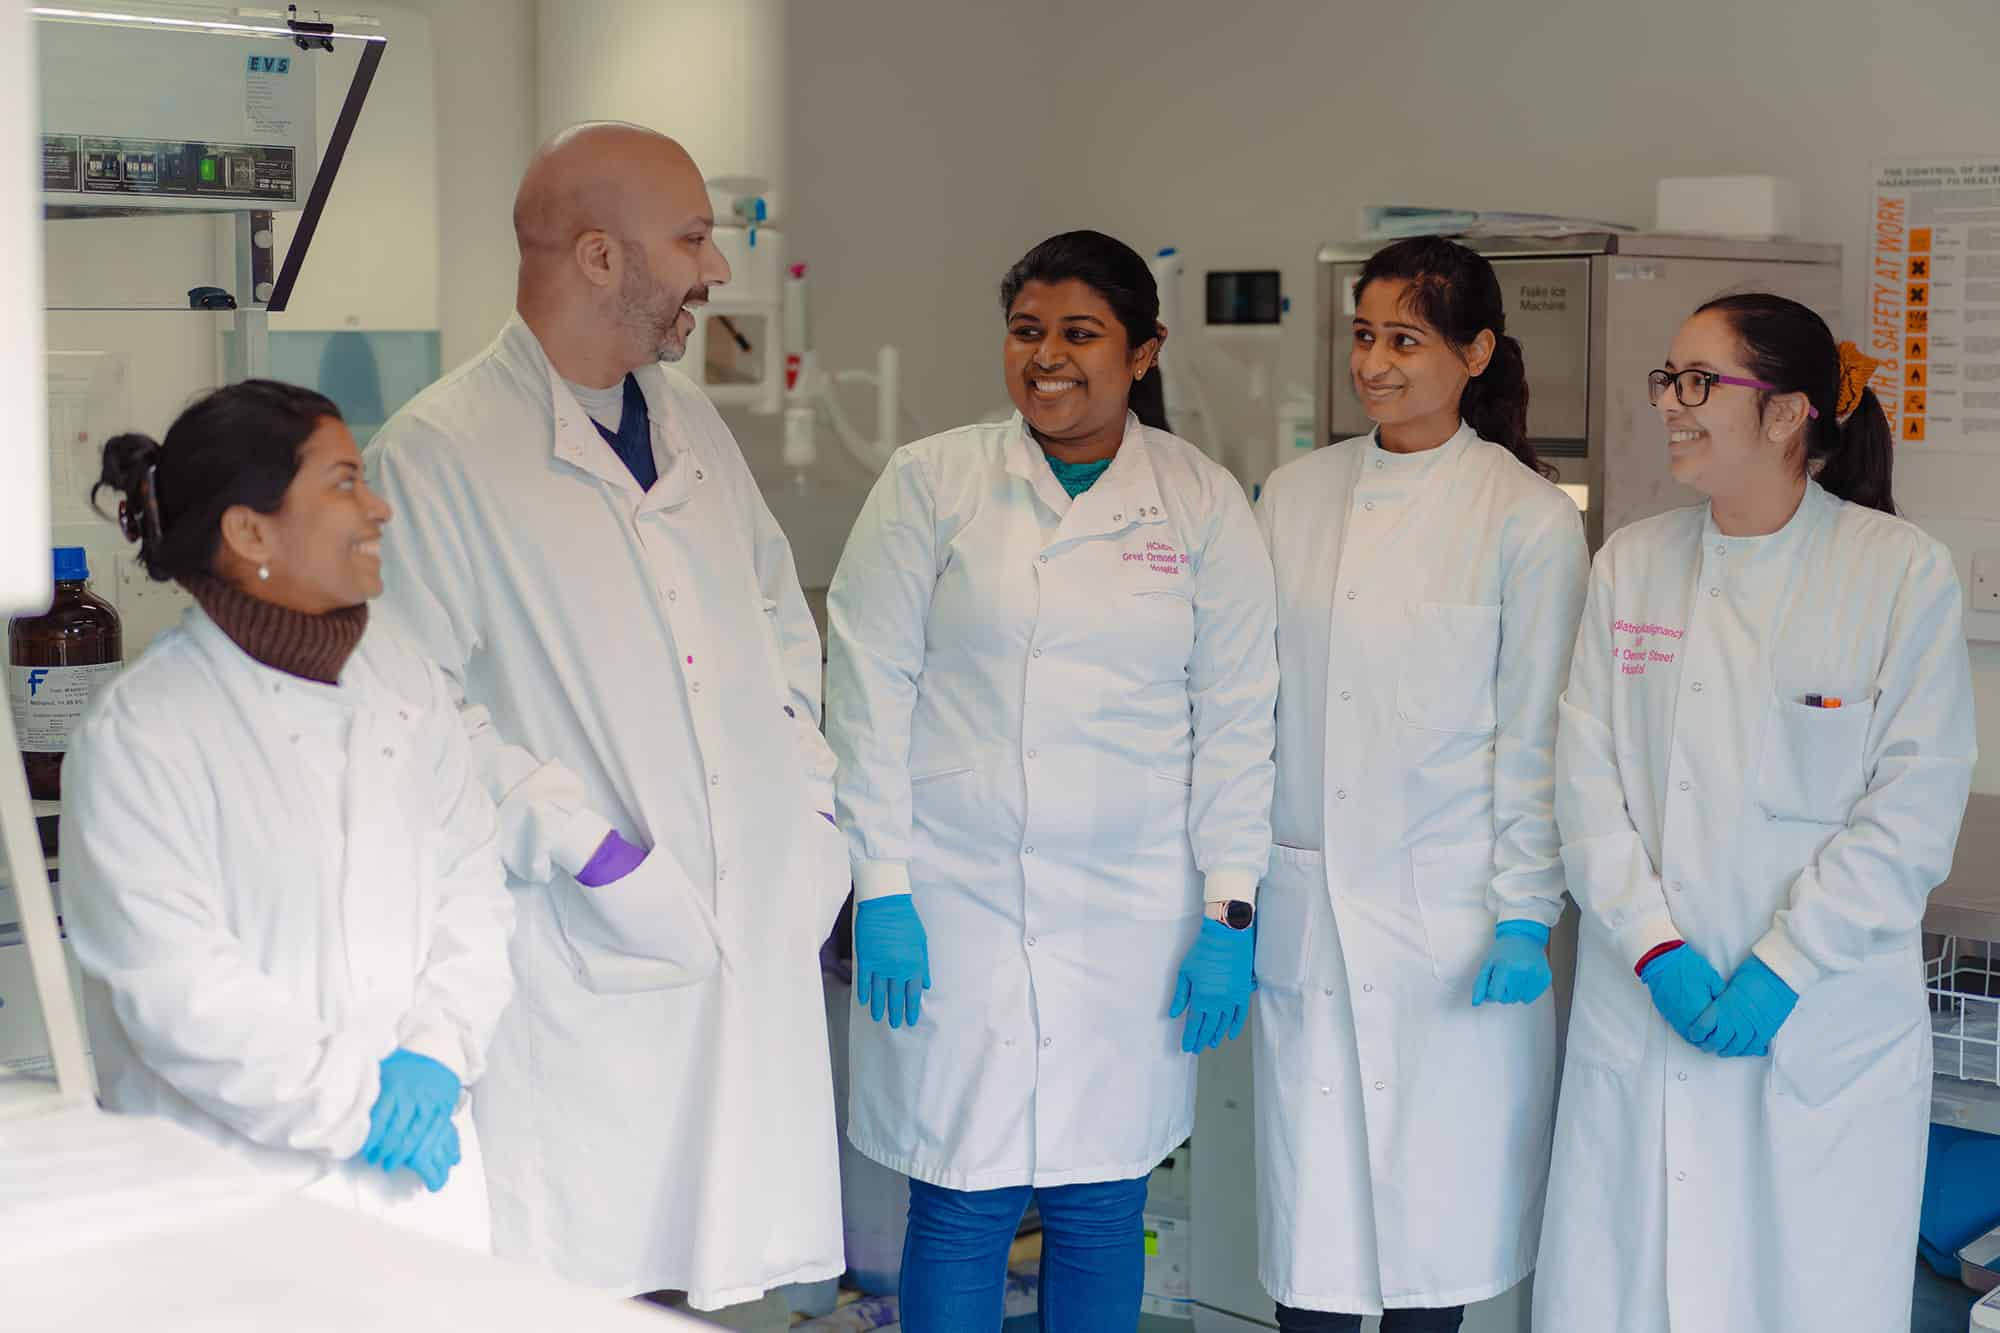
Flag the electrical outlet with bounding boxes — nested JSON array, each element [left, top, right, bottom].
[[1975, 550, 2000, 614]]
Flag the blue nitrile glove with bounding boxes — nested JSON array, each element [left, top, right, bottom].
[[1170, 917, 1256, 1053], [361, 1049, 461, 1173], [1691, 955, 1798, 1057], [1639, 944, 1726, 1045], [1472, 920, 1553, 1006], [405, 1117, 461, 1194], [854, 894, 930, 1029]]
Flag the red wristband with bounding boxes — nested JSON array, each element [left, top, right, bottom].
[[1634, 939, 1684, 977]]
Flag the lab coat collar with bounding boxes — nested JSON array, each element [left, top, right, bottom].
[[1701, 478, 1830, 560], [182, 606, 421, 747], [501, 316, 697, 508], [1364, 419, 1475, 475], [1004, 411, 1167, 535]]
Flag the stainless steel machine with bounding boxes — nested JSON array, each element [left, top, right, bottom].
[[1316, 233, 1842, 547]]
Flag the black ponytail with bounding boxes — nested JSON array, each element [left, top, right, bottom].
[[1353, 236, 1550, 478], [1001, 229, 1170, 433], [1697, 293, 1895, 515], [90, 379, 343, 582]]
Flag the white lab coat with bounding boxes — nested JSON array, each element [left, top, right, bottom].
[[1251, 425, 1588, 1314], [62, 608, 514, 1251], [1536, 481, 1975, 1332], [826, 413, 1277, 1191], [364, 317, 847, 1308]]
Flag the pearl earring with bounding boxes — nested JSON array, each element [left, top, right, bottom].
[[257, 564, 270, 582]]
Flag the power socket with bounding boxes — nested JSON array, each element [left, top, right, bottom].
[[1975, 550, 2000, 614]]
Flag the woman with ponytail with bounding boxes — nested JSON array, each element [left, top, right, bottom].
[[1252, 236, 1587, 1331], [63, 381, 514, 1250], [1535, 294, 1973, 1330], [826, 230, 1278, 1331]]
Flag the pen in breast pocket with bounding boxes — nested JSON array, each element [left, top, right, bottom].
[[1801, 693, 1843, 709]]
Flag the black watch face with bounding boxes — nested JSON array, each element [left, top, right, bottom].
[[1225, 900, 1255, 930]]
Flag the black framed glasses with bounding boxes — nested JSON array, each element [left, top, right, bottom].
[[1647, 367, 1815, 416]]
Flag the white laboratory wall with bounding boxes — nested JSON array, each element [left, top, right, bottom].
[[414, 0, 535, 368], [537, 0, 784, 184], [774, 0, 1070, 586]]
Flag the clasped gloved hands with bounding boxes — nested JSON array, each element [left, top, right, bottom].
[[360, 1049, 462, 1184], [1170, 917, 1255, 1053], [1691, 955, 1798, 1057], [1640, 943, 1726, 1044], [1472, 920, 1552, 1006], [855, 894, 931, 1029]]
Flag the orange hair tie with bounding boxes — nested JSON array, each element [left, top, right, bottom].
[[1835, 340, 1884, 420]]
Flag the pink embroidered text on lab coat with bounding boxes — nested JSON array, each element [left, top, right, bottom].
[[1121, 540, 1189, 575], [1612, 618, 1684, 677]]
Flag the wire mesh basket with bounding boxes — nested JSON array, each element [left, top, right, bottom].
[[1931, 931, 2000, 1088]]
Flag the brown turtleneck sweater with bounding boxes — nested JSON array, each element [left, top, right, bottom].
[[180, 573, 369, 685]]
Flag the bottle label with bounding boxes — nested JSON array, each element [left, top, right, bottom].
[[8, 662, 123, 754]]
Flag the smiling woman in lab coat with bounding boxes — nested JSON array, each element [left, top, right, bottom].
[[1535, 295, 1975, 1331], [826, 230, 1278, 1332], [62, 382, 515, 1250], [1253, 237, 1588, 1333]]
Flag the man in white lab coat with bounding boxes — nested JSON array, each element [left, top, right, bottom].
[[363, 123, 849, 1311]]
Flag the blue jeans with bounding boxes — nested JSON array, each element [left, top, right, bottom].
[[1274, 1302, 1465, 1332], [899, 1175, 1150, 1332]]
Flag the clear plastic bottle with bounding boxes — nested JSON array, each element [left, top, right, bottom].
[[9, 547, 122, 802]]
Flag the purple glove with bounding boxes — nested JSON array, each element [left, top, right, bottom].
[[577, 830, 648, 887]]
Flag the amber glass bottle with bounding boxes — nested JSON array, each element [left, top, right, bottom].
[[9, 548, 122, 801]]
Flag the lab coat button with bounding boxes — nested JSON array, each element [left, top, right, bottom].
[[1691, 682, 1704, 693], [1113, 512, 1123, 522], [1373, 1080, 1387, 1092], [695, 469, 705, 481], [1043, 1037, 1053, 1049], [1678, 1071, 1689, 1081], [1709, 586, 1720, 598], [692, 682, 702, 693], [1026, 936, 1037, 948], [1024, 845, 1035, 856], [382, 747, 394, 758], [1677, 1171, 1688, 1182], [711, 774, 721, 787], [1679, 781, 1690, 792], [1027, 749, 1038, 760], [1320, 1085, 1331, 1095], [668, 590, 678, 602], [1362, 983, 1374, 993], [1033, 649, 1043, 659], [1336, 789, 1348, 800], [1364, 501, 1376, 511], [1324, 986, 1336, 997], [1038, 556, 1049, 565], [1346, 590, 1358, 600], [1340, 690, 1352, 701]]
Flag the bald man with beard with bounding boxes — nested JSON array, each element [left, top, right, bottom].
[[364, 123, 848, 1312]]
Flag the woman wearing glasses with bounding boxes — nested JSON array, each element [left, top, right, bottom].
[[1536, 294, 1974, 1330], [1253, 237, 1587, 1332]]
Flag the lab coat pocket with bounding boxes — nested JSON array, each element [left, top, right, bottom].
[[1255, 846, 1323, 991], [1410, 838, 1496, 984], [548, 853, 722, 994], [1771, 952, 1928, 1109], [1758, 689, 1876, 826], [1128, 587, 1197, 672], [1395, 602, 1501, 735]]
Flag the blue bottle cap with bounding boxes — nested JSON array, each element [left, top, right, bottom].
[[53, 547, 89, 582]]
